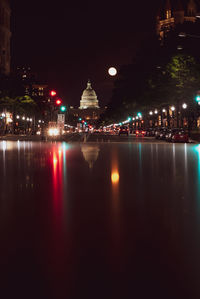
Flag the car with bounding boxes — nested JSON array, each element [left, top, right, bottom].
[[119, 126, 129, 136], [171, 130, 189, 143], [135, 129, 146, 137], [156, 128, 169, 140], [159, 129, 169, 140], [145, 128, 156, 137]]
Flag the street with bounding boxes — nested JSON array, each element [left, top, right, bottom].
[[0, 139, 200, 298]]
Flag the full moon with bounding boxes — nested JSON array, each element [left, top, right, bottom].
[[108, 67, 117, 76]]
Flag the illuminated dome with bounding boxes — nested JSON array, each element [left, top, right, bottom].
[[79, 80, 99, 109]]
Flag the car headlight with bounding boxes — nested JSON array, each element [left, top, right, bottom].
[[48, 128, 59, 136]]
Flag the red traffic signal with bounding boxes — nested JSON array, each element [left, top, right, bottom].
[[56, 99, 62, 105], [50, 90, 57, 97]]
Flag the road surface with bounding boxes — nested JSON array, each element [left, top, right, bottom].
[[0, 139, 199, 298]]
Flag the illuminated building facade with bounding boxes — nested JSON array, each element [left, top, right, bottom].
[[79, 80, 99, 109], [0, 0, 11, 75], [156, 0, 198, 40], [69, 80, 104, 124]]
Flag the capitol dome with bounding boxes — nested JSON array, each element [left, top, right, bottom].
[[79, 80, 99, 109]]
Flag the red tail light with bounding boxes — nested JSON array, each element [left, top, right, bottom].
[[142, 131, 145, 134], [136, 131, 139, 134]]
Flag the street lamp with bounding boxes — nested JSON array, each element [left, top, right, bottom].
[[178, 32, 187, 38], [171, 106, 175, 111], [182, 103, 187, 109], [195, 95, 200, 103], [154, 109, 158, 114], [162, 109, 166, 113], [149, 111, 153, 115], [179, 32, 200, 39]]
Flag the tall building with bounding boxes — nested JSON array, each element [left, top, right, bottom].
[[156, 0, 198, 40], [0, 0, 11, 75]]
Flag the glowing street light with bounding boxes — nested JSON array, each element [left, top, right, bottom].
[[182, 103, 187, 109], [16, 115, 20, 119], [195, 95, 200, 102], [154, 109, 158, 114], [22, 116, 25, 120], [108, 67, 117, 76], [149, 111, 153, 115], [132, 117, 135, 121], [162, 109, 166, 113], [171, 106, 175, 111], [178, 32, 187, 38]]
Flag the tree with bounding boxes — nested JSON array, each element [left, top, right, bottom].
[[0, 95, 37, 134]]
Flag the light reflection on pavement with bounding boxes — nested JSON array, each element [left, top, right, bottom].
[[0, 141, 200, 298]]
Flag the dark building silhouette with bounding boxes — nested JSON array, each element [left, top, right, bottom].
[[0, 0, 11, 75], [156, 0, 198, 40]]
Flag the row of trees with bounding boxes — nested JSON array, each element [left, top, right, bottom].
[[0, 75, 39, 134], [100, 23, 200, 127]]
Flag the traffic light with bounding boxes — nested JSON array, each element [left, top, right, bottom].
[[79, 117, 82, 121], [56, 99, 62, 105], [60, 106, 67, 112], [50, 90, 56, 97]]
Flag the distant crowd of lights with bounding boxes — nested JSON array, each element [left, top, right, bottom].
[[104, 103, 191, 129]]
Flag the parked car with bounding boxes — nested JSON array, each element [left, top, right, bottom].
[[155, 129, 161, 139], [157, 128, 169, 140], [171, 130, 189, 143], [165, 129, 176, 142], [145, 128, 156, 137]]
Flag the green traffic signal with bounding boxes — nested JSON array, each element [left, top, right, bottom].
[[60, 106, 67, 112]]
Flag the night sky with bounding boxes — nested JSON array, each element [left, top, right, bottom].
[[11, 0, 158, 106]]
